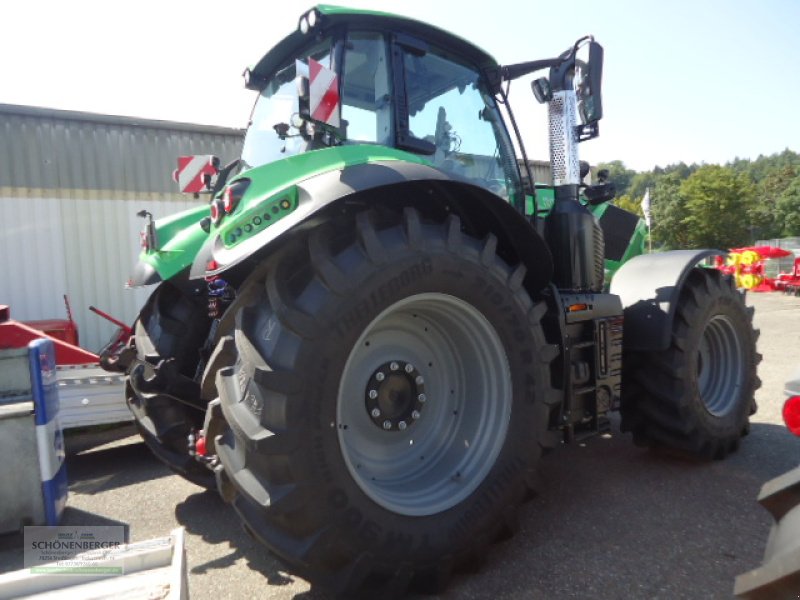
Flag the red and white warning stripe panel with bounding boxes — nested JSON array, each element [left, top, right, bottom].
[[172, 155, 218, 194], [308, 58, 340, 128]]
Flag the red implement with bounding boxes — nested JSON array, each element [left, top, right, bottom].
[[0, 305, 99, 365]]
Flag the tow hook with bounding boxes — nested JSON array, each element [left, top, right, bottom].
[[188, 430, 217, 467]]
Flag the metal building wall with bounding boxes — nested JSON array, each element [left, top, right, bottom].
[[0, 104, 243, 352]]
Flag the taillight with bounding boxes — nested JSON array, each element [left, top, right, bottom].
[[209, 179, 250, 225], [210, 198, 224, 224], [223, 187, 236, 213], [782, 395, 800, 436]]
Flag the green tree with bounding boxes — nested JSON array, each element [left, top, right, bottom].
[[662, 161, 697, 180], [679, 165, 755, 249], [628, 171, 659, 201], [649, 174, 689, 249], [777, 178, 800, 236], [613, 193, 643, 217], [749, 165, 797, 239]]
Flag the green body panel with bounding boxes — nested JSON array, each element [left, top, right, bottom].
[[139, 145, 429, 280], [219, 145, 429, 249], [317, 4, 399, 20], [139, 204, 211, 282], [525, 189, 555, 216]]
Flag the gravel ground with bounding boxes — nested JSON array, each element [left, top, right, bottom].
[[1, 291, 798, 599]]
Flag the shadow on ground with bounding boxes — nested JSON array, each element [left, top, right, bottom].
[[174, 490, 333, 599], [165, 417, 800, 599], [67, 440, 172, 494]]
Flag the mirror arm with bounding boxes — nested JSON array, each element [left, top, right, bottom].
[[488, 58, 562, 92], [496, 58, 563, 84]]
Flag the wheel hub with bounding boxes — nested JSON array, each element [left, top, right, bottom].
[[365, 360, 426, 431]]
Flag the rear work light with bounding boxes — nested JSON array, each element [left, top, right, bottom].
[[782, 395, 800, 436]]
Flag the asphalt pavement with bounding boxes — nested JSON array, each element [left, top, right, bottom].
[[1, 291, 799, 599]]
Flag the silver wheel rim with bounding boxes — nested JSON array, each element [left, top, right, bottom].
[[697, 314, 744, 416], [337, 293, 512, 516]]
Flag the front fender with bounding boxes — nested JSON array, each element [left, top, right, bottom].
[[609, 249, 723, 352], [129, 203, 211, 287], [191, 160, 554, 292]]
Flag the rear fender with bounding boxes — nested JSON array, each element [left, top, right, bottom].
[[609, 249, 723, 352], [190, 161, 554, 292]]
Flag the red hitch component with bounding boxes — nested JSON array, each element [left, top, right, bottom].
[[195, 435, 207, 457], [205, 259, 220, 283], [782, 395, 800, 436], [89, 306, 133, 338]]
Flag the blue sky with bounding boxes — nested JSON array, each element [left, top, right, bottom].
[[2, 0, 798, 171]]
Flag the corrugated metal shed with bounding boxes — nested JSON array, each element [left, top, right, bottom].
[[0, 103, 554, 354], [526, 160, 553, 185], [0, 103, 243, 352]]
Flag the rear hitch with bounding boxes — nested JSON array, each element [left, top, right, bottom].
[[188, 430, 218, 467]]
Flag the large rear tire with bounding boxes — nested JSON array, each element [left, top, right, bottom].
[[620, 268, 760, 459], [126, 281, 215, 488], [213, 208, 555, 595]]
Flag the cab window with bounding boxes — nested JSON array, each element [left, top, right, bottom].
[[341, 32, 392, 145], [404, 49, 520, 200]]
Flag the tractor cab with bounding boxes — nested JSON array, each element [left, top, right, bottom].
[[239, 7, 524, 203]]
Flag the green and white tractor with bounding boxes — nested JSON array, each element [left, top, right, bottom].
[[102, 5, 760, 595]]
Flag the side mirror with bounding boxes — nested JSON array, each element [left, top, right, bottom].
[[575, 41, 604, 126]]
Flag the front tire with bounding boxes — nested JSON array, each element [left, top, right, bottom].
[[214, 208, 555, 595], [621, 268, 760, 459], [126, 281, 215, 488]]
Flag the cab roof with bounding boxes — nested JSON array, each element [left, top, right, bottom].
[[250, 4, 499, 80]]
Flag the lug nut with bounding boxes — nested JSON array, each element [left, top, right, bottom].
[[415, 375, 424, 385], [418, 393, 426, 403], [405, 363, 414, 373], [412, 410, 421, 420], [376, 372, 385, 382], [398, 421, 407, 430], [371, 408, 381, 418], [383, 420, 392, 430], [368, 389, 378, 400], [390, 362, 399, 371]]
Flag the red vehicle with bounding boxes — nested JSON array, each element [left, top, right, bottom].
[[0, 303, 133, 429], [774, 257, 800, 295]]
